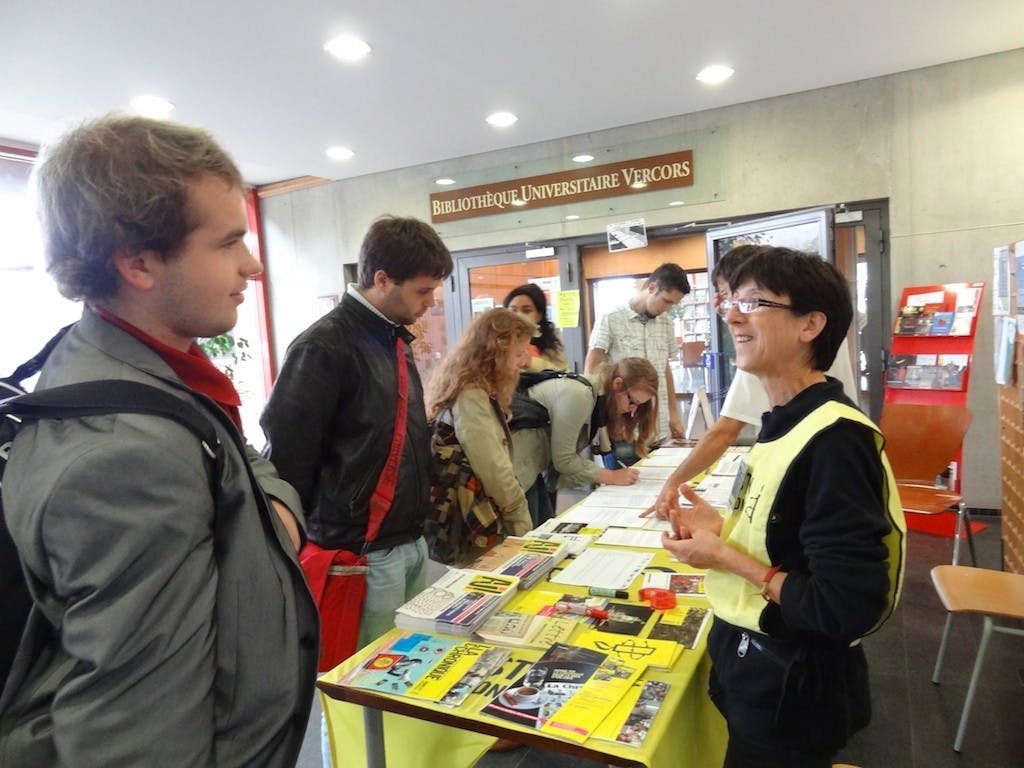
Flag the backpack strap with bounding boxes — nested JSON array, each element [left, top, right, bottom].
[[0, 324, 75, 392], [2, 380, 219, 460]]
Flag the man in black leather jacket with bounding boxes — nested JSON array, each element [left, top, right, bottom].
[[261, 215, 452, 651]]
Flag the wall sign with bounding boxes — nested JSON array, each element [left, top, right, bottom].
[[430, 149, 693, 223]]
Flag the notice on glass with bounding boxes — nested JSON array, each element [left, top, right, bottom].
[[557, 290, 580, 328]]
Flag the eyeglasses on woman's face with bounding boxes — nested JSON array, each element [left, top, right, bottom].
[[716, 296, 793, 317], [617, 387, 652, 415]]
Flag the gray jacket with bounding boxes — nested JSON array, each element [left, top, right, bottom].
[[0, 309, 319, 767]]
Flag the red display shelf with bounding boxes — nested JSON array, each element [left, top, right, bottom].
[[884, 282, 984, 492]]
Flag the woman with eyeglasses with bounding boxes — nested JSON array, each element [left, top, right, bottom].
[[649, 245, 857, 518], [502, 283, 569, 372], [511, 356, 656, 525], [661, 247, 905, 768]]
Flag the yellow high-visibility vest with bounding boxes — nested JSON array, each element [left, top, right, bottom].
[[705, 401, 906, 635]]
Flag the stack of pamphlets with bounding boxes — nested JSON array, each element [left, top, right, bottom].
[[480, 642, 643, 744], [465, 536, 568, 589], [395, 569, 520, 636]]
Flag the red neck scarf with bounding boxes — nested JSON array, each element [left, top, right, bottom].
[[94, 309, 244, 434]]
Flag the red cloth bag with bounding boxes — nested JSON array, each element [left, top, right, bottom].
[[300, 543, 369, 671], [300, 335, 409, 672]]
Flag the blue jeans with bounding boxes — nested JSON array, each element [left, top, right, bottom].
[[525, 474, 555, 527], [322, 537, 429, 766]]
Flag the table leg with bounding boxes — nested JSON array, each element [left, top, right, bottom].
[[363, 707, 386, 768]]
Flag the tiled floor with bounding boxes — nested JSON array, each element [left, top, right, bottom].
[[299, 512, 1024, 768]]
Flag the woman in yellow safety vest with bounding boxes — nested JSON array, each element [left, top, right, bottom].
[[662, 246, 905, 768]]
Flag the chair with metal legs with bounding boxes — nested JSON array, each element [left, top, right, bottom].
[[930, 565, 1024, 752]]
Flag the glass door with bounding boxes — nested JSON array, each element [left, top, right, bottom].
[[448, 245, 584, 370], [704, 208, 834, 416]]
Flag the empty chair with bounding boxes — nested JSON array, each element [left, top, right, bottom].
[[930, 565, 1024, 752], [878, 402, 974, 564]]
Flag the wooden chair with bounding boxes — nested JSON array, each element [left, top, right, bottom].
[[878, 403, 974, 564], [930, 565, 1024, 752]]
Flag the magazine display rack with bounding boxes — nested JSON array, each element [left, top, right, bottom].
[[884, 282, 984, 494]]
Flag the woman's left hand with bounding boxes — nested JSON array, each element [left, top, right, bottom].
[[661, 526, 726, 569]]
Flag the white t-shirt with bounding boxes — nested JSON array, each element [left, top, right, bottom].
[[719, 339, 858, 427]]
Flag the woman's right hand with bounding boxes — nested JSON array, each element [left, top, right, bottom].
[[602, 466, 639, 485]]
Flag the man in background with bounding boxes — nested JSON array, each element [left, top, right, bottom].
[[262, 215, 452, 650], [1, 114, 317, 766], [586, 262, 691, 462]]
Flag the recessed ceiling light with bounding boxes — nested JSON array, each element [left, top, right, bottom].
[[435, 177, 456, 186], [511, 198, 527, 206], [572, 154, 594, 163], [326, 146, 354, 161], [630, 181, 648, 189], [565, 214, 580, 221], [486, 111, 518, 128], [696, 64, 734, 85], [130, 94, 175, 118], [324, 34, 372, 62], [669, 200, 685, 207]]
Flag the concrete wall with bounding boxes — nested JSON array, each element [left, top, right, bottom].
[[260, 48, 1024, 509]]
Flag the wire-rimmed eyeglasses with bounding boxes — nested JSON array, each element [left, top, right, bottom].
[[716, 297, 793, 317]]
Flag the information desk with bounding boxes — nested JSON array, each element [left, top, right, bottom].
[[317, 548, 727, 768]]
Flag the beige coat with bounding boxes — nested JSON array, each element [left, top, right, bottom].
[[451, 387, 532, 536]]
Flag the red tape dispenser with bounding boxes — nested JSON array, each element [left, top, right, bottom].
[[639, 587, 677, 610]]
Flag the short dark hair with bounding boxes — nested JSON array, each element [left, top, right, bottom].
[[711, 244, 762, 286], [357, 215, 453, 288], [645, 263, 690, 296], [34, 113, 243, 302], [728, 246, 852, 371]]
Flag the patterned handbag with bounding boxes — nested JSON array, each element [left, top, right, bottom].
[[425, 406, 502, 565]]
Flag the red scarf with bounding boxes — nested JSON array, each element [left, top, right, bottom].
[[94, 309, 244, 434]]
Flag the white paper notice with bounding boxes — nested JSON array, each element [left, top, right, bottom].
[[548, 548, 653, 590], [560, 505, 651, 528], [636, 448, 692, 467], [595, 527, 665, 549]]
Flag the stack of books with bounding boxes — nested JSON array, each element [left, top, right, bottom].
[[395, 569, 520, 636], [464, 536, 568, 589]]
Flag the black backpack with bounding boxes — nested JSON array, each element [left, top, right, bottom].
[[0, 327, 220, 691], [509, 370, 607, 445]]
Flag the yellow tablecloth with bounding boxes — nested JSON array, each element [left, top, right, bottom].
[[320, 548, 727, 768]]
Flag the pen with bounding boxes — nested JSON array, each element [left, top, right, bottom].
[[554, 601, 609, 620], [589, 587, 629, 599], [616, 460, 628, 469]]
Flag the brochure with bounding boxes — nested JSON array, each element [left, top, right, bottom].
[[480, 643, 642, 744], [475, 610, 577, 649], [405, 641, 511, 707], [647, 606, 711, 650], [641, 571, 706, 595], [341, 632, 459, 695], [592, 679, 671, 748]]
